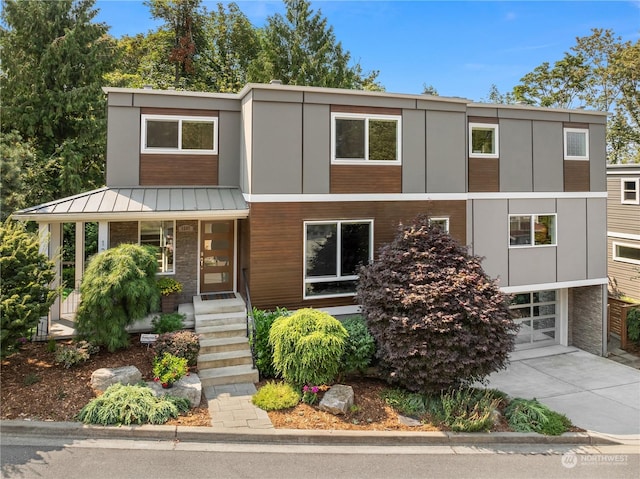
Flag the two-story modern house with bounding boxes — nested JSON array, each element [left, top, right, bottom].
[[607, 164, 640, 301], [14, 82, 609, 356]]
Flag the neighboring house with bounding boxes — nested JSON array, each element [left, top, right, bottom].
[[607, 164, 640, 301], [14, 82, 609, 355]]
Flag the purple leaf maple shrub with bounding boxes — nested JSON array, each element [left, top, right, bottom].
[[356, 214, 518, 393]]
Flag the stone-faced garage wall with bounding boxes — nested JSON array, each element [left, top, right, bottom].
[[568, 285, 606, 356]]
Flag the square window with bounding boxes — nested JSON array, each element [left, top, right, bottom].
[[509, 214, 556, 248], [469, 123, 499, 158], [428, 217, 450, 233], [621, 178, 640, 205], [564, 128, 589, 160], [304, 220, 373, 298], [332, 113, 401, 164]]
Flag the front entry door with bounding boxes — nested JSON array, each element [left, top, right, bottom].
[[200, 220, 234, 293]]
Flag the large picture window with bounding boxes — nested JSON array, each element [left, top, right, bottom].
[[509, 214, 556, 247], [469, 123, 499, 158], [304, 220, 373, 298], [332, 113, 401, 164], [141, 115, 218, 154], [140, 220, 175, 273]]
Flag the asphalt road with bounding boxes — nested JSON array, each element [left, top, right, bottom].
[[2, 435, 639, 479]]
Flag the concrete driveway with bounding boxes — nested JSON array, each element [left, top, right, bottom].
[[485, 345, 640, 438]]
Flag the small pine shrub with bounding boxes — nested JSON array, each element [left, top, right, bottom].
[[505, 398, 572, 435], [252, 381, 300, 411], [151, 313, 185, 334], [251, 307, 289, 379], [340, 315, 376, 375], [154, 330, 200, 367], [627, 307, 640, 343], [55, 340, 99, 369], [439, 388, 499, 432], [76, 384, 190, 425], [269, 308, 348, 387]]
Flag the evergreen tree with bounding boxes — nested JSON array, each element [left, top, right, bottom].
[[0, 0, 116, 202], [252, 0, 380, 89], [0, 220, 59, 358]]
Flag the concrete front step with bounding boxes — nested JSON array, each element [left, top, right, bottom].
[[198, 364, 259, 387], [196, 311, 247, 329], [193, 294, 246, 316], [197, 322, 246, 339], [198, 349, 253, 369], [199, 336, 251, 354]]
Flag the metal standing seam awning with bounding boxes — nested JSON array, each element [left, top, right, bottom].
[[12, 186, 250, 222]]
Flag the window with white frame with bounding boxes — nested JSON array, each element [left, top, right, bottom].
[[140, 220, 175, 273], [563, 128, 589, 160], [621, 178, 640, 205], [469, 123, 499, 158], [428, 217, 450, 233], [304, 220, 373, 298], [509, 214, 556, 247], [141, 115, 218, 154], [331, 112, 401, 164], [613, 242, 640, 265]]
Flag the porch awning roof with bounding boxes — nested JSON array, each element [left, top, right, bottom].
[[12, 186, 249, 222]]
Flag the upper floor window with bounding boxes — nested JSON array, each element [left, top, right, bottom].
[[304, 220, 373, 298], [564, 128, 589, 160], [331, 112, 401, 164], [621, 178, 640, 205], [509, 214, 556, 247], [469, 123, 499, 158], [428, 217, 450, 233], [141, 115, 218, 154], [140, 220, 175, 273]]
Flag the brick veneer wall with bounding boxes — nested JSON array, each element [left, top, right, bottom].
[[175, 220, 198, 303], [568, 285, 605, 356], [109, 221, 137, 246]]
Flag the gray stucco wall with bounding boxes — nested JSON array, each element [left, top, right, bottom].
[[509, 247, 556, 286], [218, 111, 241, 186], [426, 111, 466, 193], [251, 101, 302, 194], [556, 198, 587, 281], [470, 199, 509, 284], [402, 109, 426, 193], [240, 95, 252, 193], [302, 103, 330, 194], [532, 121, 563, 192], [500, 119, 533, 192], [106, 105, 140, 187], [587, 197, 607, 279]]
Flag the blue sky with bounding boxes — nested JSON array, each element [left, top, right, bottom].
[[95, 0, 640, 101]]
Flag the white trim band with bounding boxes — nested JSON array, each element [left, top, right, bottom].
[[607, 231, 640, 241], [500, 278, 608, 294]]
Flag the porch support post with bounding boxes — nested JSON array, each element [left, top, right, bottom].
[[74, 222, 84, 290], [49, 222, 62, 322], [98, 221, 108, 253]]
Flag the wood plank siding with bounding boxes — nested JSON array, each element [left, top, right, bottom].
[[140, 154, 218, 186], [245, 200, 466, 311], [607, 177, 640, 236], [608, 237, 640, 301], [330, 165, 402, 193], [468, 158, 499, 192], [564, 160, 590, 192]]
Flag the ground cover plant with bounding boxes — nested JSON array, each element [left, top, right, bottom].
[[357, 214, 518, 393], [504, 398, 573, 436]]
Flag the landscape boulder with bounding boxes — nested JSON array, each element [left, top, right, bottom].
[[318, 384, 354, 415], [91, 366, 142, 393], [146, 373, 202, 408]]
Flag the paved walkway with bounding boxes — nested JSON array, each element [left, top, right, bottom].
[[204, 383, 274, 431]]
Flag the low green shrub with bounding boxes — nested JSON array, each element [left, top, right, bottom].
[[252, 381, 300, 411], [76, 384, 190, 425], [627, 307, 640, 343], [504, 398, 572, 435], [55, 340, 99, 369], [154, 330, 200, 367], [151, 313, 185, 334], [269, 308, 348, 387], [152, 353, 188, 387], [251, 307, 289, 379], [439, 388, 500, 432], [340, 315, 376, 375], [380, 388, 427, 417]]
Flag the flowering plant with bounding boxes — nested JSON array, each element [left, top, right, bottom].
[[157, 277, 183, 296], [302, 385, 320, 405], [152, 352, 188, 388]]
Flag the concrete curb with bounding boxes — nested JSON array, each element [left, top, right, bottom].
[[0, 420, 622, 446]]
